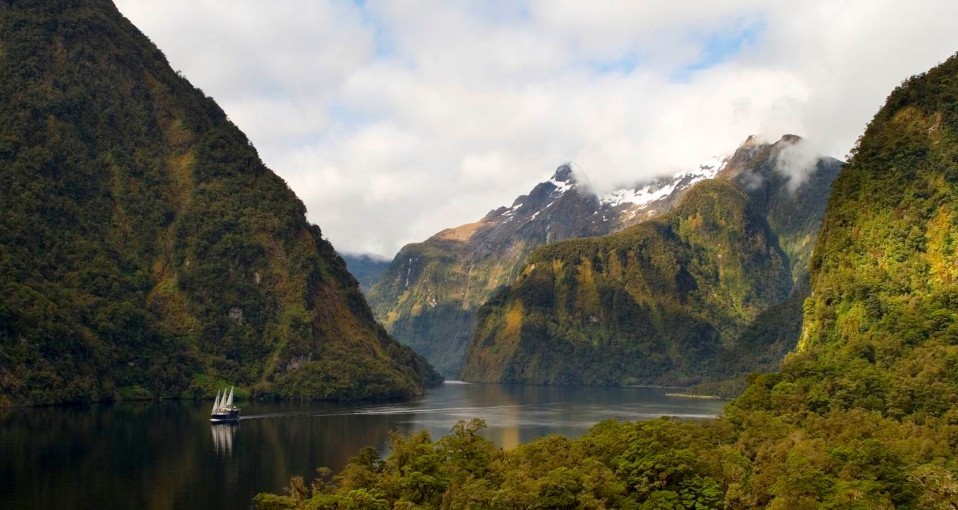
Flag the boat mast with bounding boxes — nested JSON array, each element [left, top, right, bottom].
[[226, 386, 234, 408]]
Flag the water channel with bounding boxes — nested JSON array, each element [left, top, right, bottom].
[[0, 382, 725, 509]]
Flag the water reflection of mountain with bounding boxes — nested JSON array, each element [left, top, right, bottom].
[[459, 384, 522, 450], [407, 384, 725, 449], [247, 400, 408, 493], [0, 401, 207, 509]]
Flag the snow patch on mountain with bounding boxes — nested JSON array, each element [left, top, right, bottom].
[[599, 157, 727, 208], [547, 175, 574, 195]]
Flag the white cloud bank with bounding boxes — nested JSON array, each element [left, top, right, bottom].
[[115, 0, 958, 257]]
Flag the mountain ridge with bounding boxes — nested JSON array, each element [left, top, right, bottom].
[[367, 154, 731, 376]]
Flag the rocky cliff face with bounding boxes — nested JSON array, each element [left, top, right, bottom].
[[0, 0, 439, 406], [459, 136, 842, 385]]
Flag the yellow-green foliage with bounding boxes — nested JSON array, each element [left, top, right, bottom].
[[775, 52, 958, 421], [255, 418, 730, 510], [925, 205, 958, 285]]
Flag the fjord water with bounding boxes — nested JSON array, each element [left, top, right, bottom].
[[0, 383, 724, 509]]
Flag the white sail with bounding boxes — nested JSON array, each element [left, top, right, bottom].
[[212, 389, 222, 414], [226, 386, 234, 407]]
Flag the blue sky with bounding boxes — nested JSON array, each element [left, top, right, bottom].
[[117, 0, 958, 257], [678, 19, 766, 79]]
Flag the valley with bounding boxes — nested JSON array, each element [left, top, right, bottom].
[[3, 1, 958, 508]]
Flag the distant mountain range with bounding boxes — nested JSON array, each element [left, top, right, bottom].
[[342, 254, 391, 290], [365, 136, 841, 378], [365, 154, 725, 377]]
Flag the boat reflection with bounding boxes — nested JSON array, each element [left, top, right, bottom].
[[211, 422, 238, 455]]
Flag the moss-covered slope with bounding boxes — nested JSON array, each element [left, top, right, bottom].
[[0, 0, 439, 406]]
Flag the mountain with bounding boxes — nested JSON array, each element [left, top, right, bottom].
[[369, 135, 839, 379], [753, 51, 958, 420], [366, 159, 726, 376], [460, 136, 841, 385], [341, 253, 391, 290], [0, 0, 439, 406], [260, 53, 958, 510], [461, 179, 792, 385], [719, 51, 958, 507], [719, 134, 842, 283]]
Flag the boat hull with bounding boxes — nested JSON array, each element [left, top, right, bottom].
[[210, 410, 240, 423]]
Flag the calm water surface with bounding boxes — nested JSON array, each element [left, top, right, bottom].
[[0, 382, 724, 509]]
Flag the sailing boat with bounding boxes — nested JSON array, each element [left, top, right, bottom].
[[210, 386, 240, 423]]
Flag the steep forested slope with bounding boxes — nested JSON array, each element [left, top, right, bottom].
[[720, 135, 843, 283], [0, 0, 438, 406], [761, 50, 958, 420]]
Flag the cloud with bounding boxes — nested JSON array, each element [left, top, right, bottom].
[[774, 138, 823, 193], [115, 0, 958, 257]]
